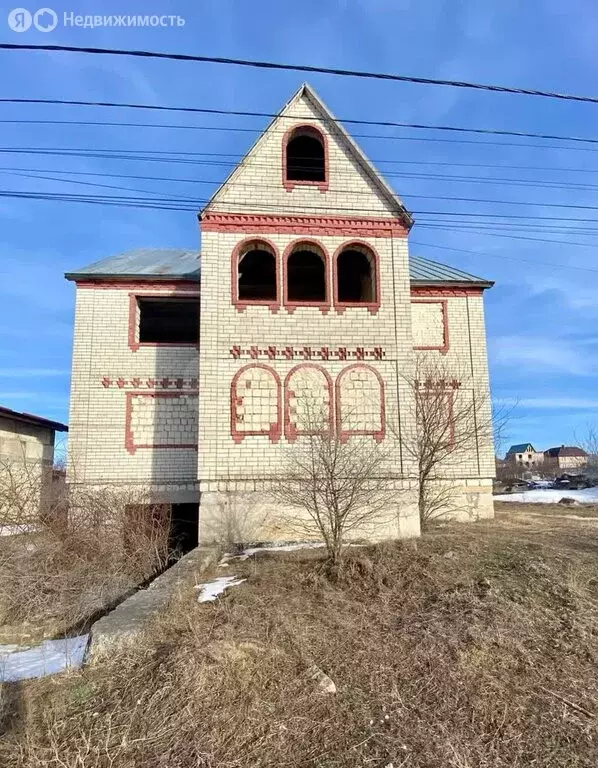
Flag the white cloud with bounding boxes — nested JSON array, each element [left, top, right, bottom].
[[490, 335, 594, 376]]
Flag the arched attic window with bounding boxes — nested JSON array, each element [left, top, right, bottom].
[[283, 125, 328, 191], [233, 239, 279, 311], [334, 243, 380, 314], [284, 241, 330, 312]]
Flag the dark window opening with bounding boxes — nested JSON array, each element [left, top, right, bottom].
[[286, 132, 325, 182], [138, 297, 199, 344], [238, 248, 277, 300], [337, 249, 375, 303], [287, 249, 326, 302]]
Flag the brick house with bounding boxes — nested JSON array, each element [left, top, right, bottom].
[[505, 443, 545, 468], [544, 445, 588, 471], [66, 83, 495, 546], [0, 406, 68, 525]]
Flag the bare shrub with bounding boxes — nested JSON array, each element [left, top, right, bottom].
[[399, 356, 501, 527], [0, 467, 171, 635], [270, 400, 396, 567]]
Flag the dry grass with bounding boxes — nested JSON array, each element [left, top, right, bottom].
[[2, 508, 598, 767], [0, 493, 172, 642]]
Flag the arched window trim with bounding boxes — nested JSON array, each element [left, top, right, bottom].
[[283, 239, 331, 314], [282, 124, 329, 193], [335, 363, 386, 443], [284, 363, 334, 442], [231, 237, 280, 313], [333, 240, 381, 315], [230, 364, 282, 444]]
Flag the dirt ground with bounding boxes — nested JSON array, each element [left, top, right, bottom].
[[2, 504, 598, 767]]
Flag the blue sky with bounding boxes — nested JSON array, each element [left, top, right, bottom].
[[0, 0, 597, 456]]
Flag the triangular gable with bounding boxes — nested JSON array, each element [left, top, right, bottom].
[[202, 83, 412, 227]]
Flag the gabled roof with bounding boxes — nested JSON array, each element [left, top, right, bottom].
[[65, 249, 200, 281], [544, 445, 587, 458], [0, 405, 68, 432], [202, 82, 413, 227], [507, 443, 536, 455], [65, 249, 491, 288], [409, 255, 492, 288]]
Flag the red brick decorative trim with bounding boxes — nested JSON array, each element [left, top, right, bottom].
[[101, 375, 198, 390], [230, 364, 282, 444], [284, 364, 334, 442], [128, 292, 200, 353], [283, 239, 331, 314], [410, 287, 484, 297], [76, 280, 199, 291], [415, 381, 458, 448], [282, 124, 329, 193], [229, 345, 385, 362], [335, 364, 386, 443], [231, 237, 281, 312], [332, 240, 381, 315], [125, 391, 198, 455], [411, 299, 450, 355], [201, 212, 409, 237]]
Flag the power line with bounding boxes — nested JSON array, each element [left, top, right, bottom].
[[3, 105, 598, 148], [410, 239, 598, 274], [8, 165, 598, 214], [4, 44, 598, 105]]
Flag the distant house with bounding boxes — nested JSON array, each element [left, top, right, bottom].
[[0, 406, 68, 526], [505, 443, 545, 468], [544, 445, 587, 471]]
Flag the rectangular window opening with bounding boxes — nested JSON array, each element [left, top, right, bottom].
[[138, 297, 199, 344]]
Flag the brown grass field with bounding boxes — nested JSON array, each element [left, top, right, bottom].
[[1, 502, 598, 767]]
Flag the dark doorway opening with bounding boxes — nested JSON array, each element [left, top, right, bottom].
[[287, 249, 326, 302], [238, 248, 277, 300], [170, 503, 199, 554], [337, 249, 375, 303]]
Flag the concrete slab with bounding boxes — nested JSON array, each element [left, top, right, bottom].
[[89, 546, 218, 657]]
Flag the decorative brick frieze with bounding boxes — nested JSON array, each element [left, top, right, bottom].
[[201, 212, 409, 237], [101, 376, 199, 390], [229, 345, 385, 361], [410, 287, 484, 297]]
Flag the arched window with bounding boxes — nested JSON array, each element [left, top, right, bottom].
[[284, 241, 330, 310], [230, 364, 282, 443], [335, 364, 386, 443], [283, 125, 328, 191], [334, 242, 379, 313], [232, 239, 279, 311], [284, 365, 333, 442]]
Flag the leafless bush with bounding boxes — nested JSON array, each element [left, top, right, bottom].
[[399, 356, 502, 527], [270, 401, 396, 567], [0, 462, 171, 634]]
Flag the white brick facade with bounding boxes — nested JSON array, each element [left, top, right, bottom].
[[67, 84, 495, 543]]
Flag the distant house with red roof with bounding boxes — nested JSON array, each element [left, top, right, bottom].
[[544, 445, 588, 471]]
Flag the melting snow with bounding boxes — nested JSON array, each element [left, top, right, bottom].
[[495, 488, 598, 504], [242, 542, 326, 557], [0, 634, 89, 682], [196, 575, 246, 603]]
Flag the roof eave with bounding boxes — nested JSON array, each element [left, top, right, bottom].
[[65, 272, 200, 283], [410, 279, 494, 290]]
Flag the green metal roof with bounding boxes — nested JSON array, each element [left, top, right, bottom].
[[66, 249, 492, 288], [506, 443, 536, 455]]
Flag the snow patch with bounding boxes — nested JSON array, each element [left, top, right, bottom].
[[196, 576, 246, 603], [495, 488, 598, 504], [243, 542, 326, 557], [0, 524, 37, 537], [0, 634, 89, 682]]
